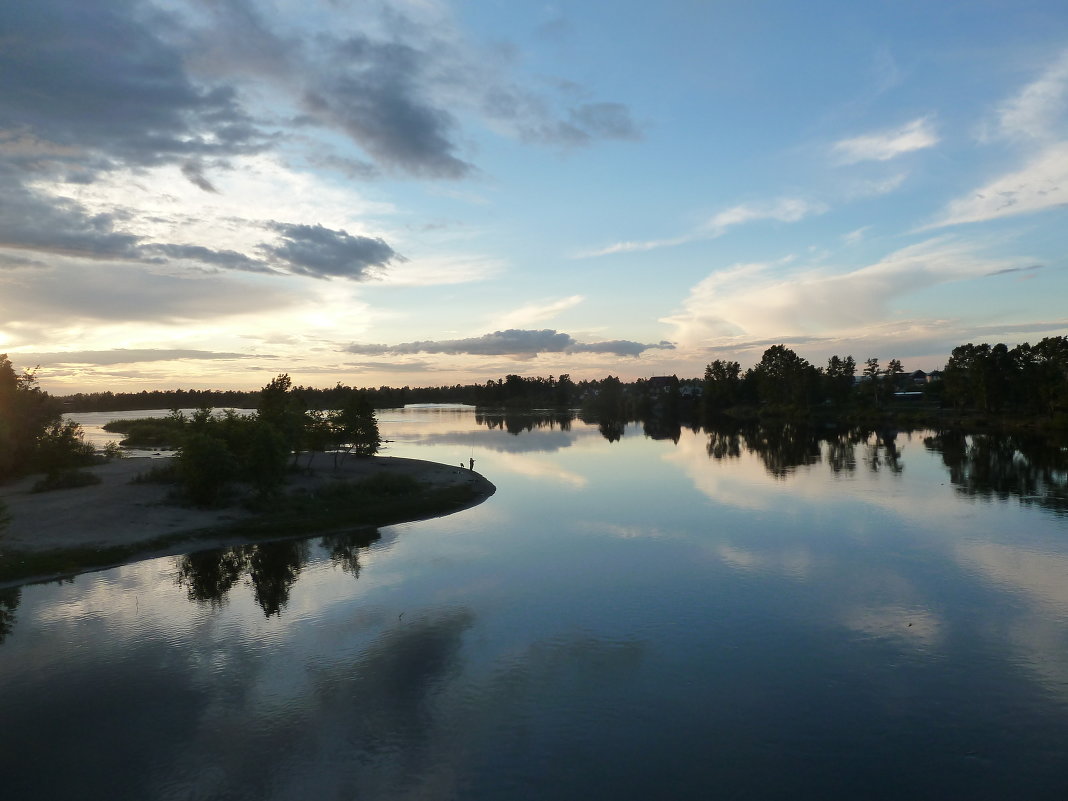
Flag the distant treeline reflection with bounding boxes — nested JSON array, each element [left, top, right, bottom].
[[471, 409, 1066, 512]]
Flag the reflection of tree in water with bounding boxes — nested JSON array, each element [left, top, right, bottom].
[[741, 424, 824, 478], [248, 540, 309, 617], [175, 530, 380, 617], [925, 431, 1068, 514], [642, 416, 681, 444], [597, 418, 626, 443], [702, 422, 906, 479], [322, 529, 381, 577], [475, 410, 575, 435], [0, 587, 21, 645], [865, 429, 904, 474], [706, 427, 742, 461]]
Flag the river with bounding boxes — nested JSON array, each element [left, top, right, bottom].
[[1, 406, 1067, 799]]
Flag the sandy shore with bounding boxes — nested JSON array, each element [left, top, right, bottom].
[[0, 454, 494, 566]]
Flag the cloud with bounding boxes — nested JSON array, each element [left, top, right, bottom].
[[832, 117, 939, 163], [701, 197, 827, 235], [0, 260, 293, 324], [577, 197, 825, 258], [145, 243, 273, 274], [0, 0, 264, 171], [994, 49, 1068, 141], [180, 162, 219, 193], [261, 222, 402, 280], [928, 142, 1068, 227], [345, 329, 674, 358], [490, 295, 585, 329], [662, 237, 1027, 350], [11, 349, 266, 367]]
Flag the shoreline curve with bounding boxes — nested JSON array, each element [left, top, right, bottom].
[[0, 453, 495, 588]]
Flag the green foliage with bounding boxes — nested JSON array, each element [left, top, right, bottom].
[[32, 420, 98, 474], [178, 432, 239, 506], [32, 469, 102, 493], [244, 422, 289, 497], [748, 345, 820, 408], [703, 360, 742, 413], [132, 461, 180, 484], [0, 354, 63, 480], [102, 441, 125, 460]]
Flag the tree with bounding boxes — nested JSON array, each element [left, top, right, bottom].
[[863, 358, 881, 405], [749, 345, 819, 407], [886, 359, 905, 391], [327, 394, 381, 467], [0, 354, 93, 481], [703, 360, 742, 412], [824, 355, 856, 406]]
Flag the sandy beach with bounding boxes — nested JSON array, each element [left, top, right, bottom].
[[0, 454, 494, 573]]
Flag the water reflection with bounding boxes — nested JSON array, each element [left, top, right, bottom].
[[0, 586, 19, 644], [925, 431, 1068, 514], [700, 422, 906, 479], [175, 529, 380, 617]]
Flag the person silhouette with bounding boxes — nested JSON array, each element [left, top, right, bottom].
[[469, 457, 475, 471]]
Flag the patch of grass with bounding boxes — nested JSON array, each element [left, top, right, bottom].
[[31, 470, 102, 493], [131, 462, 180, 484]]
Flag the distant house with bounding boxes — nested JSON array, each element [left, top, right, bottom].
[[647, 376, 678, 394], [909, 369, 927, 386]]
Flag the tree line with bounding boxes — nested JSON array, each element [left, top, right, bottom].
[[700, 337, 1068, 421], [36, 333, 1068, 424]]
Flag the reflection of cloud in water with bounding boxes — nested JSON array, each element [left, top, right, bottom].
[[956, 542, 1068, 618], [165, 609, 476, 801], [489, 451, 588, 488], [955, 542, 1068, 701], [716, 544, 813, 580], [578, 521, 674, 540], [841, 604, 943, 650], [400, 427, 590, 455], [660, 433, 777, 511]]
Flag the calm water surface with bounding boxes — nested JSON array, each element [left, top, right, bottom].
[[2, 407, 1067, 799]]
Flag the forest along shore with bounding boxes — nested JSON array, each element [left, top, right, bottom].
[[0, 454, 494, 587]]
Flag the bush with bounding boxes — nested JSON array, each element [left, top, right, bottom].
[[32, 469, 102, 493], [178, 433, 239, 507]]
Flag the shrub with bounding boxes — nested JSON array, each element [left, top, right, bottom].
[[32, 469, 102, 493], [178, 433, 239, 507]]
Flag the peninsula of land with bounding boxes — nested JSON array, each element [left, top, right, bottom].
[[0, 454, 494, 587]]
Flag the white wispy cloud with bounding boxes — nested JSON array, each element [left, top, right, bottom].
[[662, 237, 1024, 351], [700, 197, 827, 235], [994, 49, 1068, 141], [575, 196, 825, 258], [832, 117, 939, 164], [489, 294, 584, 329], [928, 142, 1068, 228]]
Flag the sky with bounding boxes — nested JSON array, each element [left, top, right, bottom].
[[1, 0, 1067, 393]]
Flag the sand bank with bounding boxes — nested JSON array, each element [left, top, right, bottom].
[[0, 454, 494, 585]]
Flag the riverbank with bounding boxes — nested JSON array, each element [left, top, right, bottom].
[[0, 454, 495, 587]]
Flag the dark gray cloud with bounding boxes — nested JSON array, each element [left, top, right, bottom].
[[146, 243, 273, 274], [180, 162, 219, 193], [304, 34, 473, 179], [13, 349, 267, 367], [0, 179, 141, 258], [346, 329, 674, 358], [262, 222, 402, 279], [0, 0, 264, 171], [985, 264, 1043, 277]]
